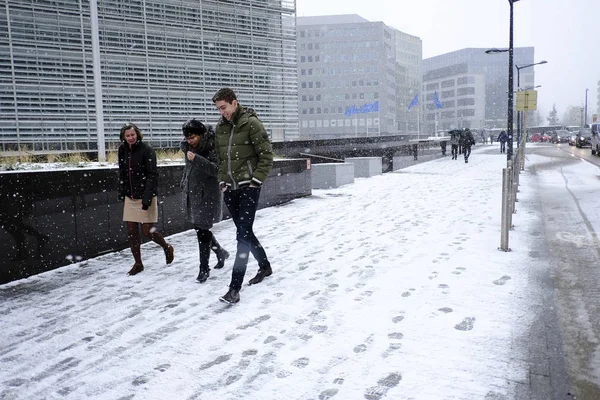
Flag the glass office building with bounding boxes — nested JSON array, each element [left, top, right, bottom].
[[0, 0, 298, 154], [297, 15, 421, 139], [422, 47, 535, 132]]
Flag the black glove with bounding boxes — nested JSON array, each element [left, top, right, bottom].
[[142, 204, 149, 210]]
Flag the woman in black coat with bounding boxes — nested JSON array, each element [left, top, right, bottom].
[[118, 123, 174, 275], [180, 119, 229, 283]]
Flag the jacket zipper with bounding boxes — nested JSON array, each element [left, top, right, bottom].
[[128, 150, 135, 199], [227, 124, 237, 189]]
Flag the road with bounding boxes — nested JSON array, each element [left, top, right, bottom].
[[524, 143, 600, 399]]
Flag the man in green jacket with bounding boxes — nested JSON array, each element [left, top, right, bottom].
[[212, 87, 274, 304]]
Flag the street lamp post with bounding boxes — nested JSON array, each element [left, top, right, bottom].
[[515, 60, 547, 146], [585, 88, 589, 126], [505, 0, 519, 162]]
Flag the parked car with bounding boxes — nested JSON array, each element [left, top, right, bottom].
[[541, 133, 552, 142], [530, 133, 543, 142]]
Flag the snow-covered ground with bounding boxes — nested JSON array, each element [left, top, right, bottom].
[[1, 145, 546, 399]]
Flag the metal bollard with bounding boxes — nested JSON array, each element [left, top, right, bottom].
[[500, 167, 510, 251]]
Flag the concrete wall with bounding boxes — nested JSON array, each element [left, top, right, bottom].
[[0, 159, 311, 284]]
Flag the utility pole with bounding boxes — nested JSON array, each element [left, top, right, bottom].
[[585, 88, 589, 126]]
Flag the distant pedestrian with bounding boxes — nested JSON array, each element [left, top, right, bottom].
[[497, 130, 508, 153], [440, 140, 447, 156], [180, 119, 230, 283], [118, 123, 174, 276], [450, 130, 460, 160], [461, 128, 476, 163], [212, 87, 274, 304], [412, 143, 418, 160]]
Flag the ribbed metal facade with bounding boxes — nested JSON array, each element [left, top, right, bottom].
[[0, 0, 298, 153]]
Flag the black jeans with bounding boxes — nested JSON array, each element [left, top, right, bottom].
[[500, 142, 506, 153], [463, 145, 472, 161], [224, 186, 269, 290]]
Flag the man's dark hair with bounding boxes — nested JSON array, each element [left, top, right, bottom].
[[182, 119, 207, 138], [212, 87, 237, 104]]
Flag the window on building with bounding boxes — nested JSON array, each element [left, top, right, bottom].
[[441, 79, 455, 88], [308, 81, 313, 88], [309, 95, 314, 101], [457, 98, 475, 106], [316, 81, 321, 88], [316, 94, 321, 101], [300, 56, 305, 62], [457, 87, 475, 96], [301, 82, 306, 88], [309, 108, 314, 114], [457, 109, 475, 117], [426, 82, 439, 91], [302, 95, 307, 101]]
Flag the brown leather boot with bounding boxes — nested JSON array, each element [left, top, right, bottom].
[[164, 244, 174, 264], [127, 263, 144, 275]]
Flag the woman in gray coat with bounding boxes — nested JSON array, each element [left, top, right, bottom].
[[180, 119, 229, 283]]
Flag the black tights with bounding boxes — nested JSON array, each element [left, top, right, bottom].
[[126, 222, 168, 264]]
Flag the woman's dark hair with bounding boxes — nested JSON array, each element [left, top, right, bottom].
[[212, 87, 237, 104], [119, 123, 143, 141], [182, 119, 207, 138]]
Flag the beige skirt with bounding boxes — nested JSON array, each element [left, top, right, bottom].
[[123, 196, 158, 223]]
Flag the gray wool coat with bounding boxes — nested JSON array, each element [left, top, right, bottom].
[[179, 127, 223, 230]]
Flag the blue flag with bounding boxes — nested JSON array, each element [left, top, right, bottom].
[[433, 91, 443, 109], [344, 100, 379, 116], [407, 94, 419, 111]]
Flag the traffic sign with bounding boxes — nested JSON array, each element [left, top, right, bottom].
[[516, 90, 537, 111]]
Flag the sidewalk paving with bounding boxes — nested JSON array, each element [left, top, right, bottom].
[[0, 145, 571, 399]]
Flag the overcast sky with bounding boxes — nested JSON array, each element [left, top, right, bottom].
[[296, 0, 600, 123]]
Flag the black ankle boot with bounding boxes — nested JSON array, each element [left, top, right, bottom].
[[210, 235, 230, 269], [248, 262, 273, 285], [219, 287, 240, 304]]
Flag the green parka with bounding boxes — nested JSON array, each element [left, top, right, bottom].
[[214, 104, 273, 190]]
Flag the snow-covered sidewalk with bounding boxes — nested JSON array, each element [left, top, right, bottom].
[[1, 146, 543, 399]]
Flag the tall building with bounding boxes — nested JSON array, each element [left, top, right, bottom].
[[296, 15, 421, 139], [0, 0, 298, 153], [422, 47, 535, 132]]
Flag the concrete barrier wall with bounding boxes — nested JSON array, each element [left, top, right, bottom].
[[0, 159, 311, 284], [344, 157, 382, 178], [311, 163, 355, 189]]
